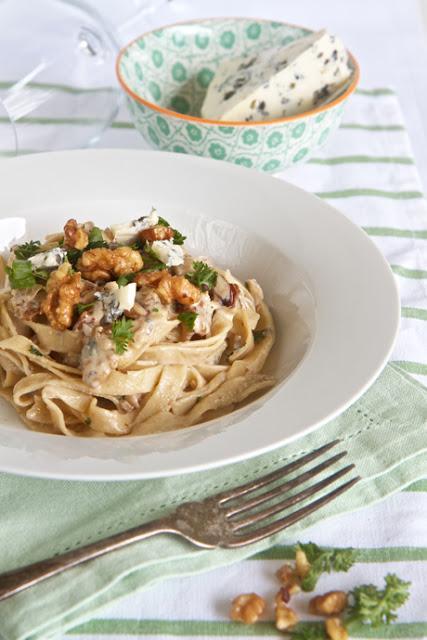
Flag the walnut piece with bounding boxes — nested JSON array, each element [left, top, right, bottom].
[[309, 591, 348, 616], [325, 617, 349, 640], [77, 247, 143, 282], [276, 563, 301, 595], [41, 264, 82, 330], [63, 218, 89, 250], [230, 593, 265, 624], [274, 592, 299, 631], [139, 225, 174, 242], [158, 273, 201, 305], [134, 270, 166, 287], [295, 548, 311, 579]]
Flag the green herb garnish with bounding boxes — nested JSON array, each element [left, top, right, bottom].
[[33, 268, 49, 284], [172, 228, 186, 245], [76, 301, 95, 315], [84, 416, 92, 426], [297, 542, 356, 592], [141, 248, 167, 272], [178, 311, 198, 331], [186, 261, 217, 290], [29, 345, 43, 357], [117, 273, 135, 287], [253, 329, 267, 342], [88, 227, 103, 244], [157, 216, 186, 245], [346, 574, 411, 627], [66, 247, 82, 267], [152, 307, 159, 312], [111, 317, 134, 355], [6, 260, 36, 289], [14, 240, 41, 260]]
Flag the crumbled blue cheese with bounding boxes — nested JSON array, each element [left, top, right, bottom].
[[28, 247, 67, 269], [110, 209, 159, 243], [95, 281, 136, 323], [201, 29, 352, 122], [150, 240, 184, 267]]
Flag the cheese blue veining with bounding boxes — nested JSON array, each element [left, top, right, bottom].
[[201, 29, 352, 122]]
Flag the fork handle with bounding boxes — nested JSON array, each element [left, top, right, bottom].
[[0, 517, 175, 601]]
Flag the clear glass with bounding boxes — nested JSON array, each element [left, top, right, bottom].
[[85, 0, 171, 41], [0, 0, 121, 157]]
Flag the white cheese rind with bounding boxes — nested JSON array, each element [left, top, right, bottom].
[[201, 30, 352, 122], [110, 210, 159, 243], [150, 240, 184, 267], [28, 247, 67, 269]]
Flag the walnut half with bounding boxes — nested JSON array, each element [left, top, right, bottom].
[[325, 617, 349, 640], [230, 593, 266, 624], [309, 591, 348, 616], [274, 591, 299, 631], [41, 264, 82, 330], [77, 247, 143, 282]]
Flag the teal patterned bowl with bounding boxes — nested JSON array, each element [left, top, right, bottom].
[[116, 17, 359, 173]]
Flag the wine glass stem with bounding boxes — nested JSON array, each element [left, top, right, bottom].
[[0, 99, 18, 157]]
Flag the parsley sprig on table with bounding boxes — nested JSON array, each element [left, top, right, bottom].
[[186, 261, 217, 290], [297, 542, 356, 591], [178, 311, 198, 331], [346, 573, 411, 627], [290, 623, 327, 640], [111, 317, 134, 355]]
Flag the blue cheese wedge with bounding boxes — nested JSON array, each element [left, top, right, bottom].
[[110, 209, 159, 243], [150, 240, 184, 267], [95, 282, 136, 323], [201, 29, 352, 122], [28, 247, 67, 269]]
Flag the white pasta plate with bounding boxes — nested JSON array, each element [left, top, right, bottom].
[[0, 150, 399, 480]]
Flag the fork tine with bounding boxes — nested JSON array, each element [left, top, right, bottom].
[[217, 440, 341, 504], [225, 451, 348, 518], [225, 476, 360, 548], [230, 464, 355, 530]]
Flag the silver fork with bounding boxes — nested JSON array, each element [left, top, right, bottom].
[[0, 440, 359, 601]]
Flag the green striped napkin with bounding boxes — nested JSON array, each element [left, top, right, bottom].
[[0, 363, 426, 640], [0, 87, 427, 640]]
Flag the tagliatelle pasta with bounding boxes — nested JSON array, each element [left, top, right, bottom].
[[0, 211, 275, 437]]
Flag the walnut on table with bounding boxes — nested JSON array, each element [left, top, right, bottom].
[[325, 617, 349, 640], [230, 593, 266, 624], [274, 590, 299, 631], [276, 563, 302, 596], [309, 591, 348, 616], [295, 548, 311, 579], [77, 247, 143, 282]]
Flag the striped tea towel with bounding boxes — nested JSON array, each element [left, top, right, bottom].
[[68, 88, 427, 640]]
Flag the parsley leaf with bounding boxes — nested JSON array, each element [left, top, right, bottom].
[[29, 345, 43, 357], [253, 329, 267, 342], [186, 261, 217, 290], [346, 574, 411, 627], [141, 248, 167, 272], [297, 542, 356, 592], [290, 623, 327, 640], [178, 311, 198, 331], [88, 227, 103, 244], [6, 260, 36, 289], [117, 273, 135, 287], [172, 228, 186, 245], [157, 216, 186, 245], [67, 247, 82, 267], [76, 301, 95, 315], [111, 317, 134, 355], [33, 268, 49, 284], [14, 240, 41, 260]]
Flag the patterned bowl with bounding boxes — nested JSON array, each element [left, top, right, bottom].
[[116, 17, 359, 173]]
